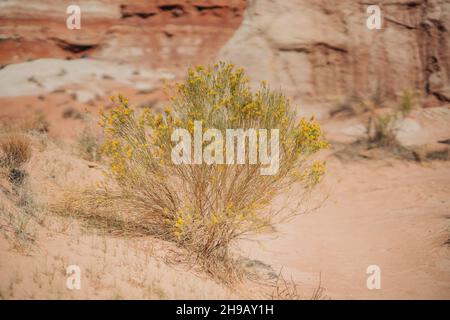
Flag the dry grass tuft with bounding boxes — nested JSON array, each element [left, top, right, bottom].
[[0, 182, 42, 252], [335, 90, 421, 161], [0, 202, 35, 251], [366, 90, 417, 148], [0, 134, 32, 171], [76, 126, 103, 162], [0, 112, 49, 136], [50, 187, 160, 237]]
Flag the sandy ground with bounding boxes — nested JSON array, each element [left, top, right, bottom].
[[1, 139, 448, 299], [0, 222, 241, 299], [242, 157, 450, 299]]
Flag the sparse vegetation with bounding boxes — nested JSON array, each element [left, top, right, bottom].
[[0, 180, 41, 251], [270, 270, 327, 300], [0, 131, 43, 251], [334, 90, 422, 161], [0, 134, 31, 171], [366, 112, 398, 147], [331, 90, 418, 149], [0, 202, 32, 250], [366, 90, 417, 148]]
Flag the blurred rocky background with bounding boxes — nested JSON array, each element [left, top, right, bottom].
[[0, 0, 449, 144]]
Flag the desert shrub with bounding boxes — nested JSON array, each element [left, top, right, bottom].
[[0, 134, 32, 170], [367, 113, 398, 147], [366, 90, 417, 147], [94, 62, 328, 279]]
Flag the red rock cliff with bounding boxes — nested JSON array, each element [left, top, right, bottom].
[[0, 0, 246, 76]]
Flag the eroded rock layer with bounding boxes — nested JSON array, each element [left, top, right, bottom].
[[0, 0, 246, 75], [220, 0, 450, 105]]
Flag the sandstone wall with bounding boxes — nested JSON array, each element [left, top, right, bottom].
[[2, 0, 449, 106], [219, 0, 450, 106]]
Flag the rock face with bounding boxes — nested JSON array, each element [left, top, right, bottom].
[[0, 0, 246, 76], [2, 0, 449, 106], [219, 0, 450, 106]]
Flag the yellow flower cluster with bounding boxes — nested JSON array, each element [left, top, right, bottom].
[[294, 117, 329, 154], [310, 160, 326, 183], [173, 209, 195, 239], [99, 95, 133, 136]]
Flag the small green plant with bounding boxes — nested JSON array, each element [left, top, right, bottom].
[[366, 90, 417, 147], [398, 89, 416, 117]]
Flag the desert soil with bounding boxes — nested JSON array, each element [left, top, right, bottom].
[[241, 157, 450, 299], [1, 140, 448, 298]]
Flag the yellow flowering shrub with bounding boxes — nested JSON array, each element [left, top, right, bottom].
[[99, 63, 328, 280]]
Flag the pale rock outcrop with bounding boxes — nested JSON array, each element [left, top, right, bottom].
[[0, 58, 174, 97]]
